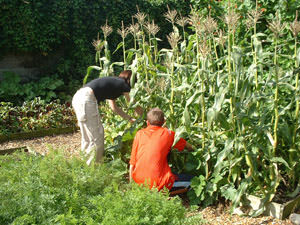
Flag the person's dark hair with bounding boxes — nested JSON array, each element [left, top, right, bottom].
[[119, 70, 132, 85], [147, 108, 165, 126]]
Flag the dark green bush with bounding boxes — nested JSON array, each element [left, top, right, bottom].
[[1, 0, 297, 82], [0, 0, 191, 81], [0, 72, 74, 104]]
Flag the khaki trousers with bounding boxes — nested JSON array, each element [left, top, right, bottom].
[[72, 87, 104, 165]]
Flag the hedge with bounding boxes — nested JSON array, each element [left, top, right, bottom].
[[0, 0, 190, 80], [0, 0, 298, 81]]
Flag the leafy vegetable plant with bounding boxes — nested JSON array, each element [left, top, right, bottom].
[[0, 150, 203, 224], [0, 98, 76, 135]]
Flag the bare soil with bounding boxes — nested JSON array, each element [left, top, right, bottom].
[[0, 131, 296, 225]]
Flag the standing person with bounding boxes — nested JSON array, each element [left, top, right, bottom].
[[72, 70, 143, 165], [129, 108, 193, 191]]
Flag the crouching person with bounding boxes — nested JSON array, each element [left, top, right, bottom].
[[129, 107, 194, 191]]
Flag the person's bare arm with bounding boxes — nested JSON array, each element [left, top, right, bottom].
[[185, 142, 194, 151], [108, 99, 135, 123], [129, 164, 134, 182], [123, 92, 143, 116], [123, 92, 131, 102]]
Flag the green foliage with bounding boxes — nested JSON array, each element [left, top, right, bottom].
[[0, 150, 203, 224], [0, 150, 123, 224], [81, 185, 184, 225], [87, 0, 300, 215], [0, 0, 191, 80], [2, 0, 300, 217], [105, 114, 145, 164], [0, 72, 69, 104], [1, 0, 297, 82], [0, 98, 76, 135]]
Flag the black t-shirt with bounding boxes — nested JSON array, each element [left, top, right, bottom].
[[85, 77, 131, 103]]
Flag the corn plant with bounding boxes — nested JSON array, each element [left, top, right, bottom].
[[83, 21, 114, 84], [85, 2, 300, 215]]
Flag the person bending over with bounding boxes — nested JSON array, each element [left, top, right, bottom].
[[129, 107, 193, 191], [72, 70, 143, 165]]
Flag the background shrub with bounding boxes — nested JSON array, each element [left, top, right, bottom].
[[1, 0, 296, 101], [0, 0, 190, 82]]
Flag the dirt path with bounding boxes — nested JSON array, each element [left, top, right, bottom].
[[0, 131, 81, 155], [0, 132, 295, 225]]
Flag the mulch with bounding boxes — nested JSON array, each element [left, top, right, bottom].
[[0, 131, 81, 156], [0, 131, 296, 225]]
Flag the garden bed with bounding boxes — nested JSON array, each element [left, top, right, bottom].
[[0, 126, 78, 143], [0, 98, 77, 139], [0, 126, 78, 144], [0, 132, 294, 225], [0, 131, 81, 156]]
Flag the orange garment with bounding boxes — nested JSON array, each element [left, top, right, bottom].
[[129, 125, 186, 190]]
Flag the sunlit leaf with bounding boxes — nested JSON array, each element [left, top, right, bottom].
[[270, 157, 291, 169], [297, 48, 300, 66], [220, 184, 238, 201], [83, 66, 101, 84], [182, 106, 191, 127], [172, 126, 187, 147], [214, 139, 234, 173], [191, 175, 206, 197]]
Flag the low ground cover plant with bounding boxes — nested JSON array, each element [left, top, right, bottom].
[[0, 97, 76, 135], [0, 150, 203, 224]]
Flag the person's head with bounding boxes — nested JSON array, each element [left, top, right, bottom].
[[147, 108, 165, 127], [119, 70, 132, 85]]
